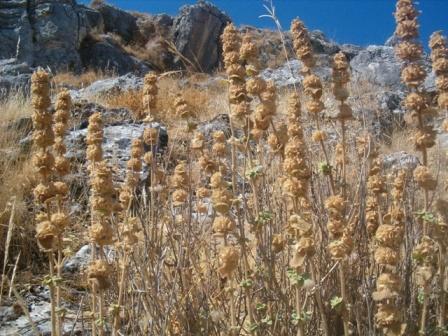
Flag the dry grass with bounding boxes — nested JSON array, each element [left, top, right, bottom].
[[53, 69, 111, 89], [100, 73, 229, 128], [0, 93, 39, 270]]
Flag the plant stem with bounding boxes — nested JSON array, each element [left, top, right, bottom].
[[295, 286, 304, 336], [310, 263, 329, 336], [438, 246, 446, 332], [49, 252, 58, 336], [339, 263, 349, 336]]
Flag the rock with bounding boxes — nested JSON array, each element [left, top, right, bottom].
[[63, 244, 117, 273], [172, 0, 231, 73], [347, 90, 405, 142], [0, 0, 29, 60], [0, 74, 31, 98], [63, 244, 91, 273], [79, 35, 150, 75], [340, 44, 363, 60], [0, 0, 102, 72], [350, 46, 402, 89], [0, 287, 84, 336], [261, 60, 302, 87], [383, 151, 420, 171], [0, 58, 32, 76], [151, 13, 174, 34], [91, 1, 139, 43], [66, 121, 168, 175], [30, 0, 88, 71], [309, 30, 340, 55], [385, 34, 400, 47], [0, 304, 22, 323], [197, 114, 232, 140], [439, 133, 448, 151], [70, 101, 135, 127], [70, 74, 144, 101], [260, 58, 331, 87], [78, 4, 104, 33]]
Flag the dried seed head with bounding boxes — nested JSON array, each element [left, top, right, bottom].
[[34, 182, 56, 204], [413, 236, 438, 265], [291, 19, 316, 71], [89, 221, 113, 246], [373, 273, 401, 301], [312, 130, 327, 142], [412, 127, 436, 151], [174, 95, 193, 119], [401, 64, 426, 88], [172, 189, 188, 206], [191, 132, 205, 151], [143, 127, 159, 145], [213, 216, 235, 235], [221, 24, 241, 56], [366, 197, 379, 235], [51, 212, 69, 231], [240, 34, 258, 66], [303, 75, 323, 99], [395, 19, 419, 40], [375, 303, 402, 329], [328, 234, 353, 260], [403, 92, 428, 113], [87, 259, 112, 291], [374, 247, 399, 266], [395, 41, 423, 61], [142, 72, 158, 120], [36, 220, 58, 251], [413, 166, 437, 190], [218, 246, 239, 279], [375, 225, 403, 248], [290, 237, 315, 268], [272, 234, 286, 253]]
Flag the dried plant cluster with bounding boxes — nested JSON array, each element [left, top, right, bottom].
[[7, 0, 448, 335], [31, 70, 72, 336]]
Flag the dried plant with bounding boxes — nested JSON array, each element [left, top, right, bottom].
[[18, 2, 448, 336]]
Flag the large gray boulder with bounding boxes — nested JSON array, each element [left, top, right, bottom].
[[0, 0, 102, 72], [350, 45, 402, 89], [30, 0, 86, 71], [79, 35, 150, 75], [69, 73, 144, 101], [0, 0, 31, 62], [172, 1, 231, 73], [91, 1, 139, 43]]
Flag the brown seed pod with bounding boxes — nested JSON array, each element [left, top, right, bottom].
[[413, 166, 437, 190], [36, 220, 58, 251], [87, 259, 112, 291], [373, 273, 401, 301], [213, 216, 235, 235], [218, 246, 239, 279]]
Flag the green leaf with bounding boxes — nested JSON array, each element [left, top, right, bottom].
[[415, 210, 437, 224], [286, 268, 310, 287], [330, 296, 343, 310], [319, 162, 332, 175], [261, 316, 273, 325], [256, 303, 267, 311], [291, 312, 299, 326], [256, 211, 274, 225], [245, 165, 264, 179], [240, 279, 253, 288], [417, 289, 425, 305], [248, 323, 259, 331]]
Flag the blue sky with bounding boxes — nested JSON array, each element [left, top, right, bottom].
[[79, 0, 448, 47]]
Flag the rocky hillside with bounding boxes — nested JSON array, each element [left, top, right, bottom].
[[0, 0, 431, 91]]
